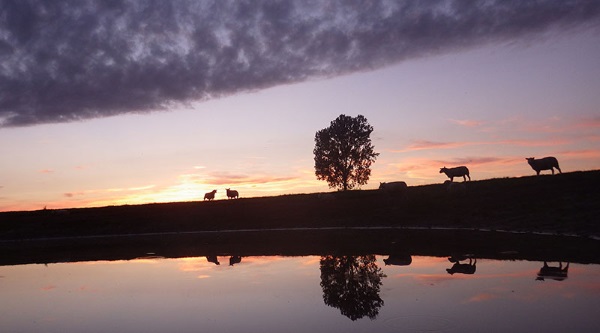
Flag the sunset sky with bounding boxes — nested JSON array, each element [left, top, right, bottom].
[[1, 1, 599, 211]]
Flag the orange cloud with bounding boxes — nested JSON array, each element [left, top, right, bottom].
[[38, 169, 54, 174]]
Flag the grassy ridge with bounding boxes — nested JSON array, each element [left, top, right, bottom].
[[1, 170, 599, 266], [1, 170, 599, 240]]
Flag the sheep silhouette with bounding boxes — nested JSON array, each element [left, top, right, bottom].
[[440, 166, 470, 182], [526, 157, 561, 175], [226, 188, 239, 199], [204, 190, 217, 201]]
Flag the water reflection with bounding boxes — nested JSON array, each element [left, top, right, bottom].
[[206, 255, 220, 265], [446, 254, 477, 275], [205, 255, 243, 266], [383, 254, 412, 266], [319, 255, 386, 321], [1, 254, 599, 332], [229, 255, 242, 266], [536, 261, 569, 281]]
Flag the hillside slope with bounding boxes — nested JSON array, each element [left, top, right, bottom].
[[1, 170, 599, 240]]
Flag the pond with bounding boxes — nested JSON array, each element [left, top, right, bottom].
[[1, 253, 598, 332]]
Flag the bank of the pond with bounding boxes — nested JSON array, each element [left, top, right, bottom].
[[1, 170, 599, 241], [1, 228, 599, 266]]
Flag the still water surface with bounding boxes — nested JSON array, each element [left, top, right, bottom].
[[1, 255, 599, 332]]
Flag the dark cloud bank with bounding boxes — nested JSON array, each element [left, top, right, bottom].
[[1, 0, 599, 127]]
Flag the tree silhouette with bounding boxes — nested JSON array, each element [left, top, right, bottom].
[[314, 114, 379, 191], [319, 255, 386, 321]]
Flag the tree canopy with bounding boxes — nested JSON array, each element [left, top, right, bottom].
[[313, 114, 379, 191]]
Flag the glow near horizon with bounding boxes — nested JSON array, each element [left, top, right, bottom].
[[1, 27, 599, 212]]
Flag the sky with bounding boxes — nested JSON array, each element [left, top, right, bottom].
[[1, 0, 600, 211]]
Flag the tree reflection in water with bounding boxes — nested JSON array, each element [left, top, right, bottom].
[[319, 255, 386, 321]]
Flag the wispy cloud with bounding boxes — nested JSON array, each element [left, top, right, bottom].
[[399, 140, 471, 152], [451, 119, 484, 127], [573, 117, 600, 129], [1, 0, 598, 127], [205, 172, 298, 186], [62, 184, 155, 200], [38, 169, 54, 174], [434, 157, 506, 166], [393, 138, 571, 153], [499, 138, 572, 147], [64, 192, 85, 198], [557, 149, 600, 158], [104, 185, 156, 193]]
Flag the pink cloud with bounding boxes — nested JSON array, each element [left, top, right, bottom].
[[499, 138, 571, 147], [588, 135, 600, 142], [393, 140, 471, 152], [38, 169, 54, 174], [435, 157, 505, 166], [451, 119, 483, 127], [573, 117, 600, 129], [557, 149, 600, 158], [393, 137, 570, 153], [205, 172, 298, 186]]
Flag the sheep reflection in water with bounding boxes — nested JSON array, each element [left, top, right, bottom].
[[383, 254, 412, 266], [206, 255, 220, 265], [446, 254, 477, 275], [205, 255, 243, 266], [536, 262, 569, 281]]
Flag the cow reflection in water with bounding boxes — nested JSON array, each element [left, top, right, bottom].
[[536, 262, 569, 281], [383, 254, 412, 266], [446, 255, 477, 275]]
